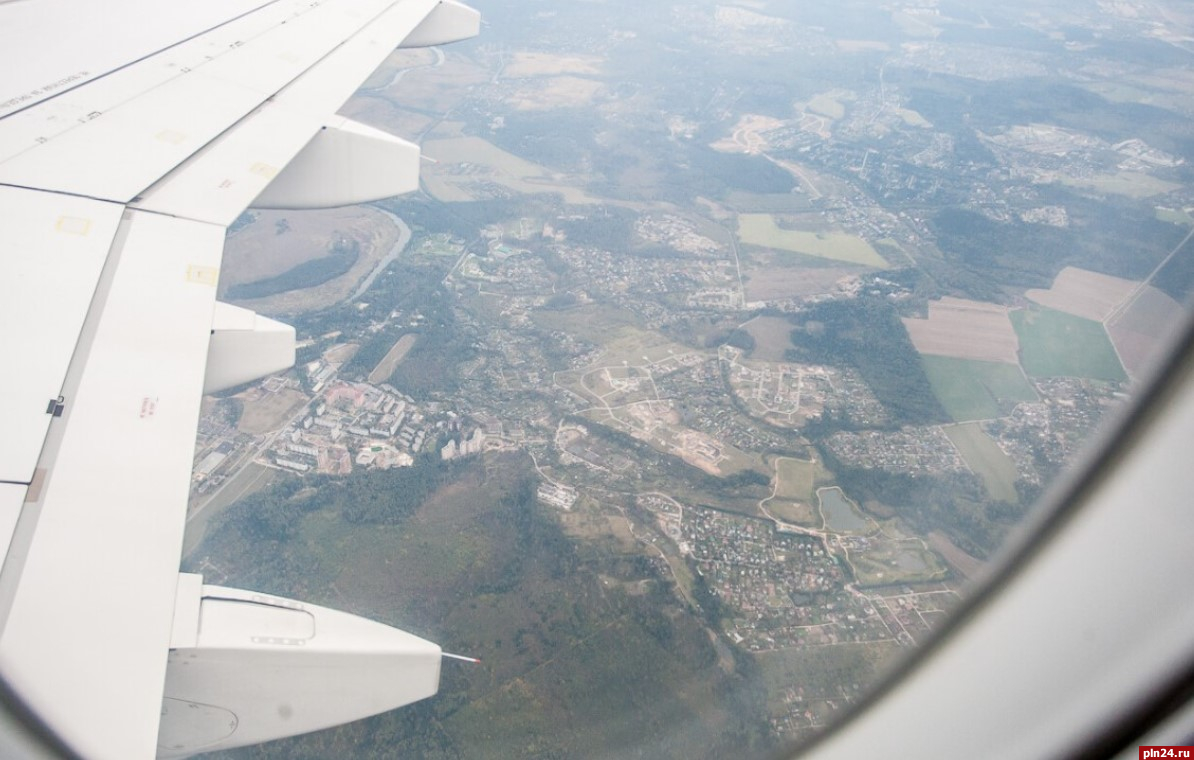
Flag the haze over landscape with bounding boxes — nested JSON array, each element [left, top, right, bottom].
[[186, 0, 1194, 756]]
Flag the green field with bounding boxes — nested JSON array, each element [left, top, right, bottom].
[[774, 457, 816, 502], [807, 93, 846, 119], [531, 303, 643, 345], [737, 214, 888, 268], [1058, 171, 1182, 199], [1011, 306, 1127, 381], [944, 422, 1020, 504], [1156, 207, 1194, 226], [922, 355, 1038, 421], [742, 315, 798, 362], [724, 190, 815, 213], [849, 539, 949, 586], [422, 136, 603, 205], [767, 455, 821, 527]]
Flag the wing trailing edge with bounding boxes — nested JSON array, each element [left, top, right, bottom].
[[0, 1, 479, 757]]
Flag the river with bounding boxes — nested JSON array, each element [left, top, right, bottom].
[[350, 206, 411, 301]]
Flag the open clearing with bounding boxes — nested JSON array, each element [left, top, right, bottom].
[[533, 303, 643, 345], [740, 315, 797, 361], [927, 531, 984, 580], [723, 190, 817, 213], [709, 113, 786, 155], [504, 52, 603, 77], [737, 214, 888, 268], [849, 539, 948, 586], [774, 457, 816, 502], [222, 206, 394, 287], [923, 355, 1036, 422], [221, 206, 402, 315], [422, 136, 602, 205], [806, 92, 847, 120], [902, 297, 1021, 364], [1156, 207, 1194, 226], [1058, 171, 1182, 199], [742, 259, 862, 302], [236, 388, 308, 435], [590, 328, 691, 366], [506, 76, 605, 110], [368, 334, 419, 385], [324, 343, 360, 364], [766, 500, 820, 527], [836, 40, 891, 53], [1107, 285, 1186, 377], [944, 423, 1020, 504], [1024, 266, 1137, 322], [1011, 306, 1127, 381], [582, 404, 765, 479], [896, 108, 932, 127]]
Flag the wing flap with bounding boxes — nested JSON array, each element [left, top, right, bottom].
[[0, 0, 432, 203], [133, 0, 441, 225], [0, 211, 224, 760], [0, 188, 124, 483], [0, 1, 479, 757]]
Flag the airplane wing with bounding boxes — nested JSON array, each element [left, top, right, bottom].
[[0, 1, 478, 757]]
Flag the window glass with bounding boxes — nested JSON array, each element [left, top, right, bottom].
[[187, 0, 1194, 756]]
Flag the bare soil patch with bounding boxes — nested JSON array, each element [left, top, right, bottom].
[[1025, 266, 1137, 322], [504, 52, 603, 77], [222, 206, 399, 316], [506, 76, 604, 110], [323, 343, 360, 364], [742, 262, 860, 301], [236, 388, 308, 435], [1107, 285, 1185, 378], [369, 334, 419, 385], [709, 113, 786, 155], [902, 297, 1020, 364], [741, 315, 796, 361], [222, 207, 375, 285], [927, 531, 983, 581]]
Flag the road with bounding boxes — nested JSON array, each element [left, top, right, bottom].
[[183, 390, 320, 557]]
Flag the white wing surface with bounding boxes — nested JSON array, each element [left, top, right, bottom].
[[0, 1, 478, 757]]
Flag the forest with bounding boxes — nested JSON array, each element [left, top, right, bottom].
[[929, 198, 1189, 300], [787, 296, 947, 427], [190, 454, 772, 760]]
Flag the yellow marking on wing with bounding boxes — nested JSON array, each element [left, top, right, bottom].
[[55, 216, 91, 235], [186, 265, 219, 286]]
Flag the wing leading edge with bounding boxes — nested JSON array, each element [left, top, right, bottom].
[[0, 1, 479, 757]]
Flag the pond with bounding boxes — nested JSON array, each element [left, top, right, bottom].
[[818, 487, 870, 533]]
